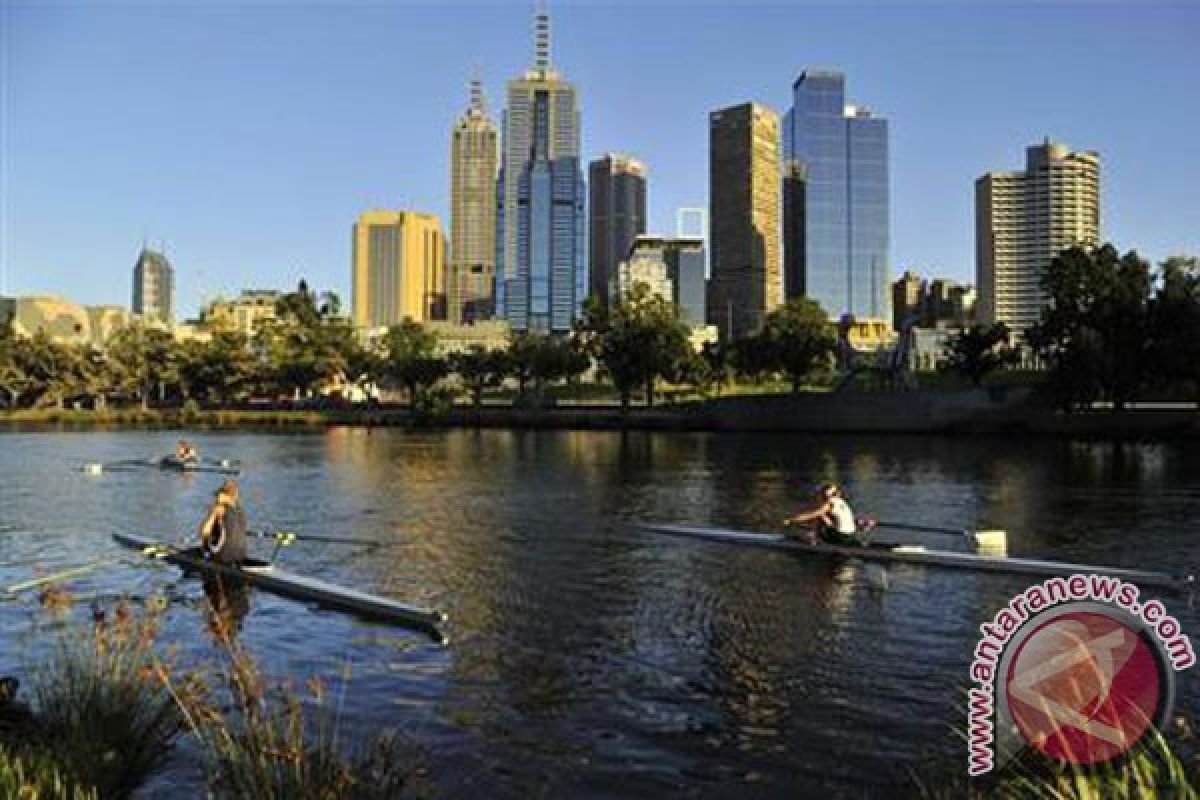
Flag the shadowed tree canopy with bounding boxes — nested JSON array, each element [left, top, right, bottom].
[[942, 323, 1017, 386]]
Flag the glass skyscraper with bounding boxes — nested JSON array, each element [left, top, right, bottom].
[[497, 9, 586, 333], [783, 69, 890, 322]]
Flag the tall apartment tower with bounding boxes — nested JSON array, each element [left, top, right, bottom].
[[784, 69, 889, 322], [132, 247, 174, 325], [976, 139, 1100, 332], [351, 210, 446, 329], [707, 102, 782, 341], [892, 269, 924, 331], [588, 153, 646, 306], [449, 77, 499, 324], [497, 7, 586, 333]]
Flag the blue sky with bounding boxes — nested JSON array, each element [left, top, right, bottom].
[[3, 0, 1198, 318]]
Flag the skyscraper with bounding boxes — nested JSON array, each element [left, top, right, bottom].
[[588, 153, 646, 306], [618, 235, 707, 327], [976, 139, 1100, 333], [497, 7, 585, 333], [707, 102, 782, 341], [449, 76, 499, 324], [132, 246, 174, 325], [351, 210, 446, 329], [784, 69, 889, 322]]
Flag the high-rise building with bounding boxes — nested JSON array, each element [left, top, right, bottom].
[[976, 139, 1100, 332], [616, 235, 707, 327], [784, 69, 889, 321], [782, 158, 806, 302], [132, 247, 174, 325], [497, 8, 586, 333], [351, 210, 446, 329], [892, 270, 923, 331], [707, 102, 782, 341], [588, 153, 646, 306], [449, 76, 499, 324]]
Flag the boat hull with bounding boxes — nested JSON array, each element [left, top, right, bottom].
[[115, 533, 446, 642], [639, 523, 1189, 591]]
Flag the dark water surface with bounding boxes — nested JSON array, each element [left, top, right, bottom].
[[1, 429, 1197, 798]]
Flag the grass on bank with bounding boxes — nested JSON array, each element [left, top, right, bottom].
[[2, 597, 426, 799]]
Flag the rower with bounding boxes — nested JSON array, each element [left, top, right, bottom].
[[175, 439, 199, 464], [784, 483, 869, 546], [199, 479, 248, 565]]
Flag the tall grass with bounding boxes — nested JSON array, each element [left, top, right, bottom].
[[0, 745, 98, 800], [26, 600, 189, 798], [161, 626, 427, 799], [909, 715, 1199, 798]]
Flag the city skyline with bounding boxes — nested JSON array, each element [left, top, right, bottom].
[[3, 1, 1198, 316]]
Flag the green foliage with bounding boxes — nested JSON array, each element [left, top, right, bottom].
[[734, 298, 836, 392], [1150, 256, 1200, 397], [0, 745, 98, 800], [106, 322, 179, 409], [1028, 245, 1155, 409], [179, 331, 260, 405], [379, 320, 448, 414], [255, 282, 365, 400], [26, 602, 186, 798], [581, 283, 692, 411], [941, 323, 1017, 386], [450, 346, 509, 409]]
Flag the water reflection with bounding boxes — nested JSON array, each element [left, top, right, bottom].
[[0, 429, 1196, 797]]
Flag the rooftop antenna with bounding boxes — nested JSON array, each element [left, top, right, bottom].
[[533, 1, 551, 71]]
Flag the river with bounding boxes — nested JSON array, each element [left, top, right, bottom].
[[0, 428, 1197, 797]]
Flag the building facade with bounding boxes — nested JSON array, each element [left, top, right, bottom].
[[1, 295, 134, 349], [616, 235, 707, 328], [132, 247, 174, 325], [449, 77, 499, 324], [976, 139, 1100, 333], [497, 8, 586, 334], [200, 289, 281, 336], [351, 210, 446, 329], [707, 102, 782, 341], [588, 153, 646, 306], [892, 270, 923, 331], [784, 69, 889, 322]]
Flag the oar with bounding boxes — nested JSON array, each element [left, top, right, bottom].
[[874, 521, 1007, 552], [250, 530, 385, 548], [2, 545, 168, 594]]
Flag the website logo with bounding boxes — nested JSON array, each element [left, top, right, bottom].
[[967, 575, 1194, 776]]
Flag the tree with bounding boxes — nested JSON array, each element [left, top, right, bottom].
[[942, 323, 1017, 386], [255, 282, 365, 401], [379, 320, 447, 414], [1149, 256, 1200, 398], [451, 346, 509, 410], [1028, 245, 1153, 410], [583, 283, 691, 412], [179, 331, 259, 406], [105, 322, 179, 409], [735, 298, 836, 392]]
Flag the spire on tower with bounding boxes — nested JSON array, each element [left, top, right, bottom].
[[533, 2, 551, 71], [469, 66, 486, 114]]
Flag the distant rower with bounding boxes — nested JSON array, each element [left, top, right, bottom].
[[199, 479, 247, 565], [784, 483, 870, 546], [174, 440, 199, 464]]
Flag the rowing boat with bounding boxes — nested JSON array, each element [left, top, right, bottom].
[[158, 457, 240, 476], [639, 523, 1193, 591], [114, 533, 447, 642]]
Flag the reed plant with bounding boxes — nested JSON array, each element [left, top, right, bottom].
[[0, 745, 99, 800], [160, 624, 427, 799], [25, 599, 191, 798]]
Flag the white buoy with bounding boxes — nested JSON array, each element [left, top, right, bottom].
[[973, 529, 1008, 557], [219, 459, 232, 469], [83, 463, 104, 475], [866, 563, 889, 592]]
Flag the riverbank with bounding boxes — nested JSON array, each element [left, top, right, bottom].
[[2, 390, 1198, 438]]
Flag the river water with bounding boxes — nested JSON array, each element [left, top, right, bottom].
[[0, 429, 1197, 798]]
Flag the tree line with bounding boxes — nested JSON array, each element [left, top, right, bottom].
[[942, 246, 1200, 408], [0, 281, 842, 413]]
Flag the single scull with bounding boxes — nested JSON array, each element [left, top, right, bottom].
[[114, 533, 447, 642]]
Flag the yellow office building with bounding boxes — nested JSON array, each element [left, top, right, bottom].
[[352, 210, 446, 328]]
